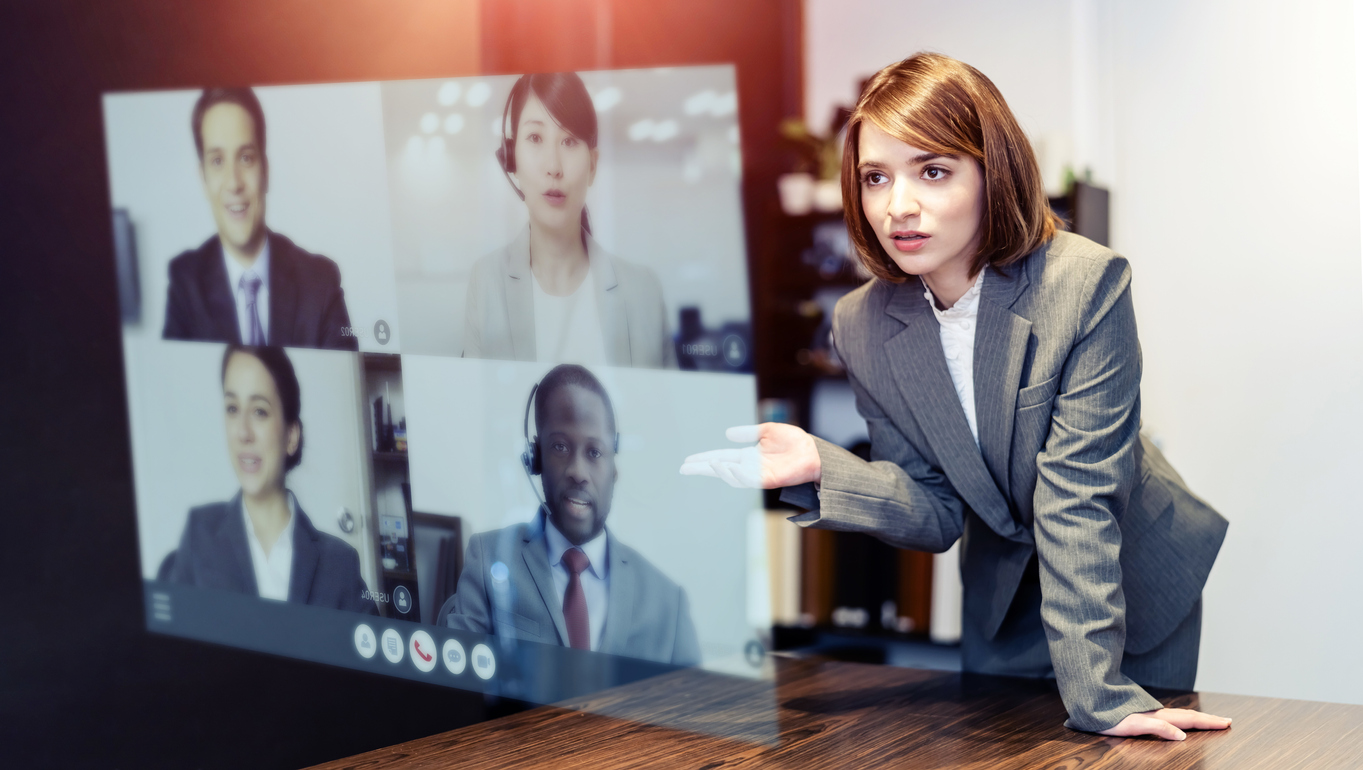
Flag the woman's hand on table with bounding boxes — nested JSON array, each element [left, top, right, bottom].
[[679, 423, 822, 489], [1101, 708, 1232, 741]]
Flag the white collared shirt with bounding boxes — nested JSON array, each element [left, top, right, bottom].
[[532, 264, 607, 365], [923, 270, 984, 447], [544, 517, 609, 651], [222, 238, 271, 344], [241, 492, 295, 602]]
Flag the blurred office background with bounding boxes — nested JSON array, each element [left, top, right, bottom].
[[5, 0, 1362, 766]]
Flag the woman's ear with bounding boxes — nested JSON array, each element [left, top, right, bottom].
[[286, 421, 301, 461], [589, 147, 599, 185]]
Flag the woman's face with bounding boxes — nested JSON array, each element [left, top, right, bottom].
[[513, 93, 598, 233], [857, 121, 985, 279], [223, 352, 299, 499]]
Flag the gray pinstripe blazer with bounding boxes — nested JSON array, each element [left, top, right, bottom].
[[781, 231, 1228, 732]]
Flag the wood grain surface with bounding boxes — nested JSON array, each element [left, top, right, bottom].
[[307, 656, 1363, 769]]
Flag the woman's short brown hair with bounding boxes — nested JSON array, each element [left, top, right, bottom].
[[841, 53, 1061, 283]]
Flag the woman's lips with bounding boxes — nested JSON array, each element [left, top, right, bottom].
[[543, 189, 567, 207], [890, 231, 930, 253], [238, 454, 262, 473]]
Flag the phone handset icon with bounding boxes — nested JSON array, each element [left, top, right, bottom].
[[415, 640, 433, 662]]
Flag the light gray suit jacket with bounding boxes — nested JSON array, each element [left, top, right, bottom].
[[461, 227, 676, 367], [445, 512, 701, 666], [782, 231, 1228, 732]]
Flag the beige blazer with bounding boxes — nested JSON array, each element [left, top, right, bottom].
[[461, 228, 676, 368]]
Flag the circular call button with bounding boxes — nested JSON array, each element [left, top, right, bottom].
[[409, 629, 438, 673], [442, 638, 467, 675], [354, 624, 377, 660], [380, 628, 404, 664], [470, 643, 496, 680]]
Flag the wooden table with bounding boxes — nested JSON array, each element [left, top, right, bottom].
[[309, 656, 1363, 769]]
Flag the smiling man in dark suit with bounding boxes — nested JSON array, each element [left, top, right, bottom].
[[162, 87, 358, 351]]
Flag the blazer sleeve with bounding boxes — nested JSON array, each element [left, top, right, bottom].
[[780, 328, 966, 553], [447, 534, 493, 632], [1032, 255, 1163, 732]]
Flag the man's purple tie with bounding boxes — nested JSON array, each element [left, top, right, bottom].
[[561, 547, 591, 650], [242, 272, 265, 345]]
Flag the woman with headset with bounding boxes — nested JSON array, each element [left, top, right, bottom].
[[683, 53, 1231, 739], [168, 345, 377, 615], [462, 72, 675, 368]]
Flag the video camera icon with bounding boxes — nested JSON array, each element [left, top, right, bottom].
[[470, 643, 496, 680]]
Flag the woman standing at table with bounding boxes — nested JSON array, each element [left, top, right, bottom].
[[683, 53, 1231, 739], [462, 72, 674, 368]]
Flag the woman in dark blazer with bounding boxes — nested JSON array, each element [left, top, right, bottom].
[[683, 53, 1229, 739], [169, 345, 377, 615]]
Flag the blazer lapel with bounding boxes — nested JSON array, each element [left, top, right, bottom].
[[883, 280, 1030, 545], [201, 240, 241, 343], [973, 263, 1033, 503], [588, 237, 631, 365], [267, 232, 300, 347], [598, 529, 634, 656], [288, 500, 319, 604], [221, 493, 258, 595], [505, 229, 537, 361], [521, 511, 569, 644]]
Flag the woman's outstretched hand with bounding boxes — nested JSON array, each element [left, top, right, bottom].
[[678, 423, 822, 489], [1100, 708, 1232, 741]]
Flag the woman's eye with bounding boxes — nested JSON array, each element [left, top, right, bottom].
[[923, 166, 950, 181], [552, 441, 568, 453], [563, 136, 578, 148], [225, 404, 237, 414], [526, 132, 541, 144], [254, 408, 268, 419], [863, 171, 887, 186], [588, 448, 602, 459]]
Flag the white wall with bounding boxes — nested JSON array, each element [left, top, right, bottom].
[[806, 0, 1363, 705], [1109, 0, 1363, 705], [124, 337, 375, 591]]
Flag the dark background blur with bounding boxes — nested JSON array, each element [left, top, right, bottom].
[[0, 1, 800, 767]]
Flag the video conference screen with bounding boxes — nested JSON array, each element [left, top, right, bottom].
[[105, 65, 763, 702]]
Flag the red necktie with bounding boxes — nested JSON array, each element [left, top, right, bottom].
[[561, 547, 591, 650]]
